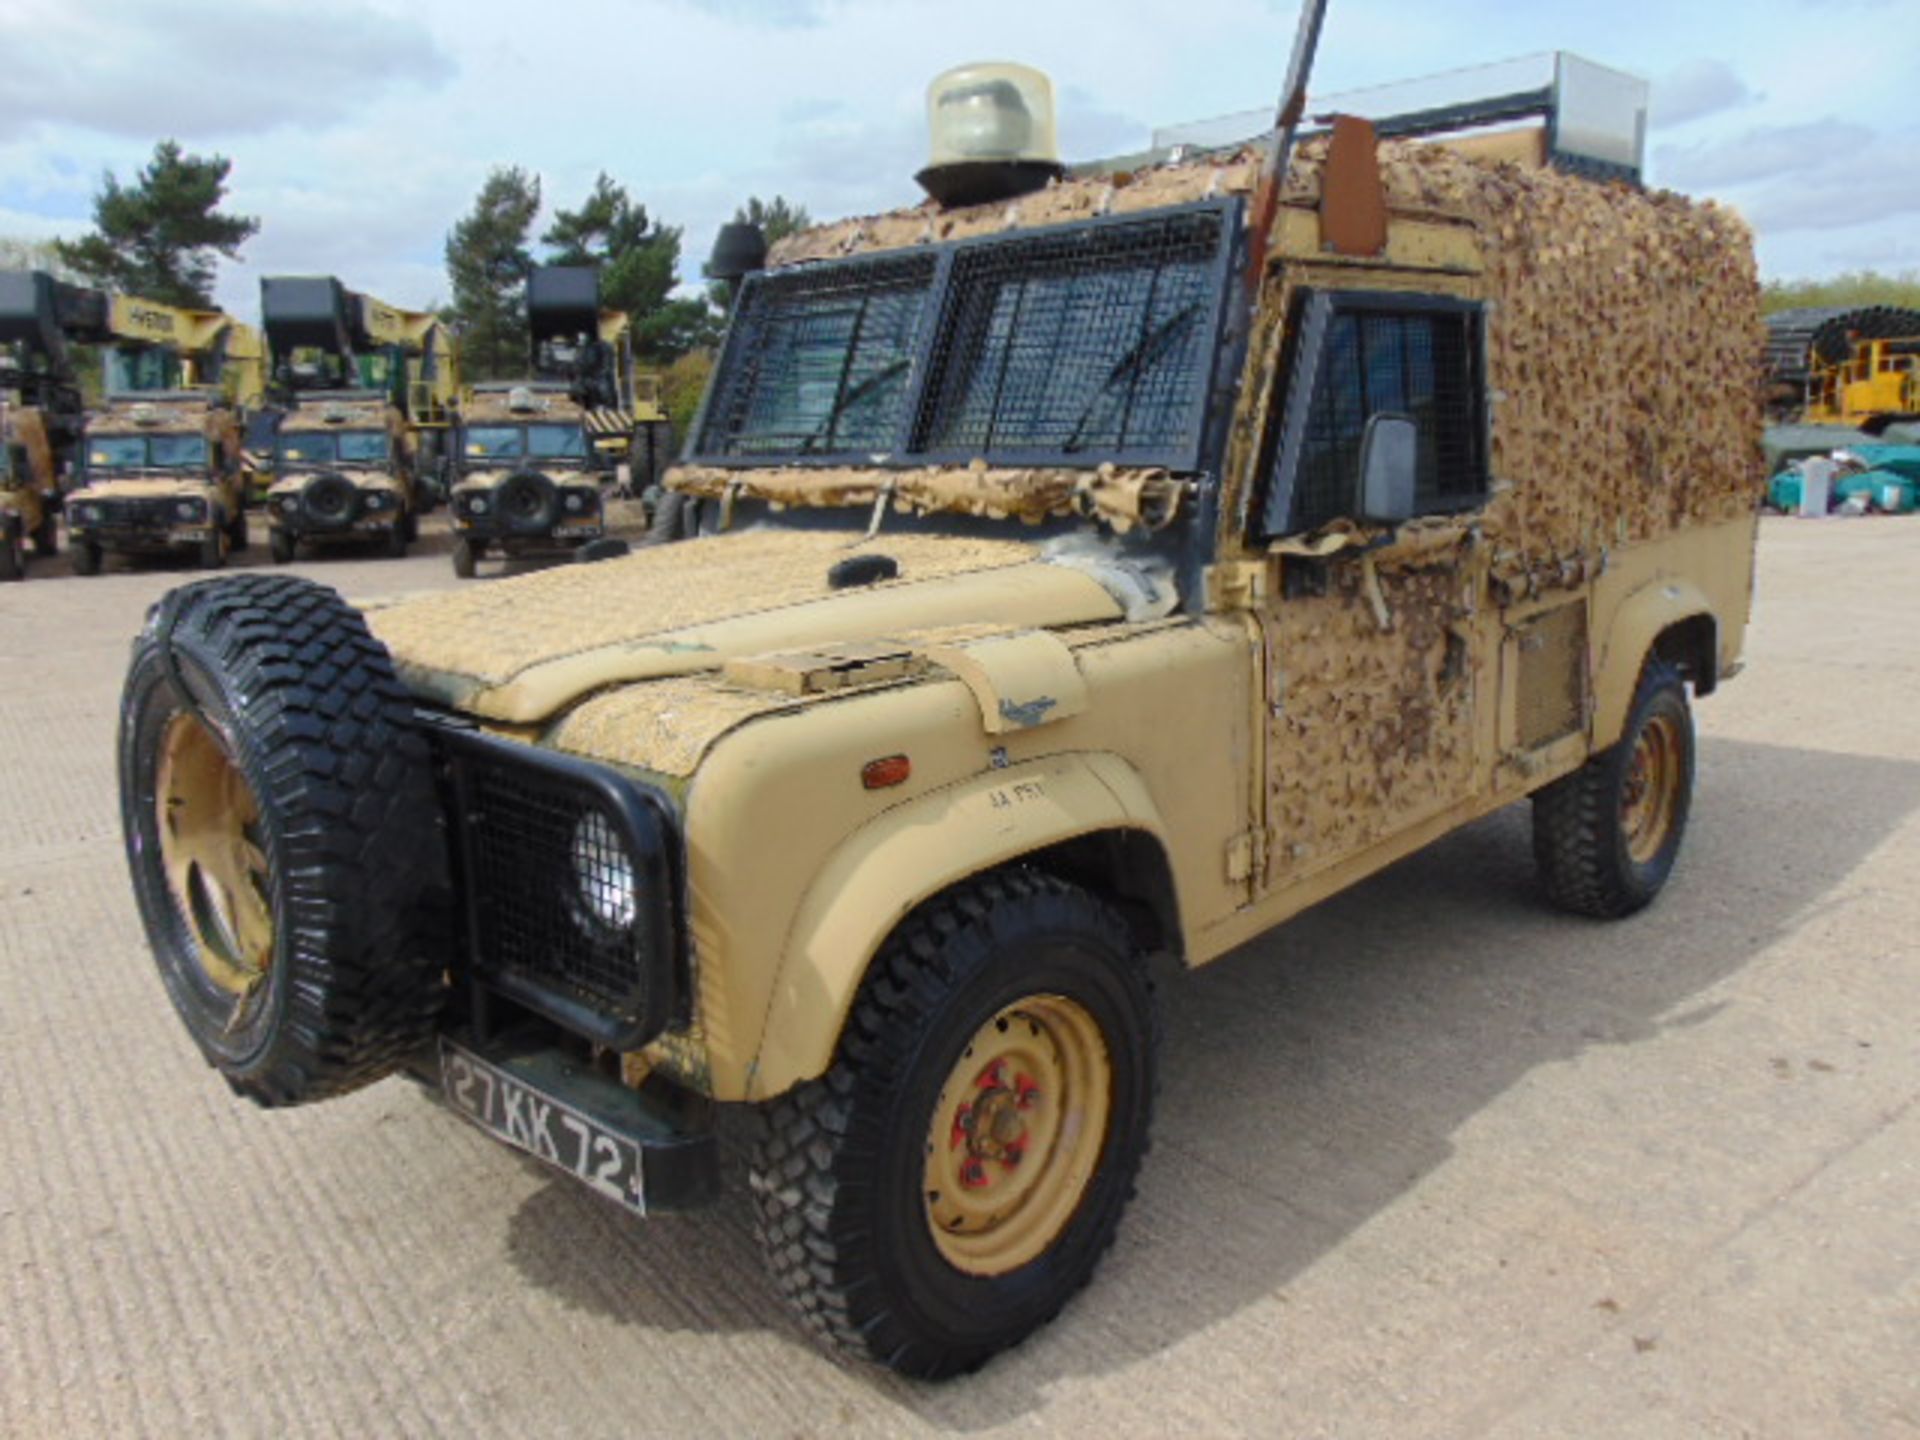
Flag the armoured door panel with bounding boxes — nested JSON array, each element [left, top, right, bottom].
[[1259, 549, 1484, 888]]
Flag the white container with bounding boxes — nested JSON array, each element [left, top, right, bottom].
[[1798, 457, 1835, 518]]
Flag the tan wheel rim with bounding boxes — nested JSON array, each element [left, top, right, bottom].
[[1621, 711, 1684, 865], [155, 712, 274, 1000], [922, 994, 1112, 1277]]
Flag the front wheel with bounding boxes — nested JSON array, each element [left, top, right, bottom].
[[451, 538, 478, 578], [383, 524, 408, 559], [750, 870, 1156, 1379], [71, 539, 103, 576], [269, 529, 296, 565], [1533, 657, 1694, 918], [0, 525, 22, 581], [31, 512, 58, 557], [197, 530, 226, 570]]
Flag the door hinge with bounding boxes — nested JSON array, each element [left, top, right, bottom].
[[1226, 828, 1268, 884]]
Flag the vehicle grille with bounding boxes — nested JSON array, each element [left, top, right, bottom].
[[94, 498, 174, 527], [437, 725, 680, 1050]]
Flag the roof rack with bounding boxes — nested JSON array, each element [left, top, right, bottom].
[[1102, 52, 1648, 186]]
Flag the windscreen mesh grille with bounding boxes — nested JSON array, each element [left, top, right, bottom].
[[912, 210, 1226, 460], [698, 253, 937, 458]]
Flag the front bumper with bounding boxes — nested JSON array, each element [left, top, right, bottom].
[[451, 514, 605, 545], [71, 522, 215, 553], [424, 1028, 718, 1214]]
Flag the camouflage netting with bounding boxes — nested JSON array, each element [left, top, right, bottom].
[[365, 528, 1038, 691], [668, 461, 1189, 533], [762, 137, 1764, 600]]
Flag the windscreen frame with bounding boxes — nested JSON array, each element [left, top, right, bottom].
[[687, 197, 1243, 474]]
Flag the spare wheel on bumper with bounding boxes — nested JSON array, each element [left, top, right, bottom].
[[119, 573, 448, 1106]]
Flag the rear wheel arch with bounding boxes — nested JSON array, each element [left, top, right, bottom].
[[1594, 578, 1719, 748]]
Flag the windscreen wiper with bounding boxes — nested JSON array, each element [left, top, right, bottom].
[[1063, 303, 1201, 452], [801, 357, 911, 453]]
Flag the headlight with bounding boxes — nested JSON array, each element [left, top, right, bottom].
[[570, 810, 637, 930], [277, 495, 298, 512], [365, 491, 391, 510], [174, 499, 206, 522], [74, 504, 100, 525], [468, 496, 489, 515], [563, 493, 584, 513]]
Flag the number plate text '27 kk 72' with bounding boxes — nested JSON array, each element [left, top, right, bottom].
[[440, 1040, 648, 1215]]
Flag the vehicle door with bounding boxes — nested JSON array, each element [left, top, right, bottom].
[[1245, 281, 1500, 892]]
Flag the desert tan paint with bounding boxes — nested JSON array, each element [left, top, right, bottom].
[[366, 137, 1761, 1105]]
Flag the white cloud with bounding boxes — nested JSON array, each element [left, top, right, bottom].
[[1650, 59, 1753, 129], [0, 0, 454, 142], [2, 0, 1915, 307]]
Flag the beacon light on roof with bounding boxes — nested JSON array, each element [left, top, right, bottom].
[[916, 62, 1065, 209]]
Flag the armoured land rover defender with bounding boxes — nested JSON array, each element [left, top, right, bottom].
[[259, 276, 458, 562], [447, 266, 642, 577], [116, 37, 1762, 1379], [67, 296, 263, 574]]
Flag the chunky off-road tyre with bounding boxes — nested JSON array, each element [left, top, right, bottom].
[[1533, 657, 1694, 918], [31, 512, 58, 558], [0, 524, 21, 581], [269, 529, 296, 564], [750, 870, 1157, 1379], [645, 489, 700, 544], [451, 538, 479, 579], [197, 530, 226, 570], [71, 538, 102, 576], [119, 574, 447, 1106], [383, 524, 408, 559], [226, 508, 248, 553]]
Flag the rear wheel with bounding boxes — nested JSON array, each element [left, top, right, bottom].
[[750, 870, 1156, 1378], [1533, 657, 1694, 918], [118, 574, 446, 1105]]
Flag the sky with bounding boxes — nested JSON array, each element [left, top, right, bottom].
[[0, 0, 1914, 315]]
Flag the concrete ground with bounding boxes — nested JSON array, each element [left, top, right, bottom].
[[0, 514, 1914, 1438]]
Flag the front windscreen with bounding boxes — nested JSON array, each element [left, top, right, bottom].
[[104, 346, 182, 394], [150, 435, 208, 467], [89, 437, 148, 469], [464, 426, 524, 460], [698, 253, 938, 459], [86, 434, 207, 469], [691, 202, 1235, 471], [279, 431, 389, 465], [527, 424, 587, 460]]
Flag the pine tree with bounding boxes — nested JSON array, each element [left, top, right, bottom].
[[445, 166, 541, 381], [54, 141, 258, 308], [543, 173, 718, 363]]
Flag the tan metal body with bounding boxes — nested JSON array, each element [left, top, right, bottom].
[[266, 398, 413, 545], [69, 396, 248, 558], [368, 137, 1761, 1105], [448, 387, 609, 552]]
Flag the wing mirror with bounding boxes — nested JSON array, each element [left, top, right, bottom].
[[1358, 412, 1417, 526]]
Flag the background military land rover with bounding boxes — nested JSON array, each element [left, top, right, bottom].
[[118, 41, 1761, 1380], [0, 270, 97, 579], [65, 293, 264, 574], [258, 276, 457, 563], [447, 265, 656, 577]]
